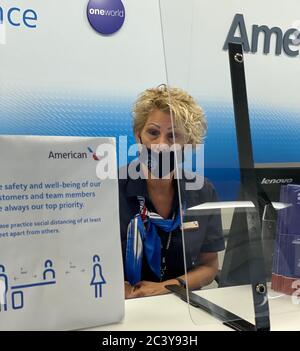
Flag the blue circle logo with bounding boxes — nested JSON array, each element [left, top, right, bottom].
[[87, 0, 125, 36]]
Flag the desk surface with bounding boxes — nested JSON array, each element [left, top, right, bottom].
[[85, 285, 300, 331]]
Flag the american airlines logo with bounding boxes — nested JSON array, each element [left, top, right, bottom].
[[224, 14, 300, 58], [261, 178, 293, 185]]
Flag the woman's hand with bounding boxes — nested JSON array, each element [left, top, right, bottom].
[[124, 281, 134, 299], [130, 279, 178, 298]]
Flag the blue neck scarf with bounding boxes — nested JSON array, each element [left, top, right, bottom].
[[125, 196, 182, 286]]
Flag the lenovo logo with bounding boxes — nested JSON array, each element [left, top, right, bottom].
[[261, 178, 293, 185]]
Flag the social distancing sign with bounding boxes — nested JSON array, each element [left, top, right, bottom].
[[0, 135, 124, 330]]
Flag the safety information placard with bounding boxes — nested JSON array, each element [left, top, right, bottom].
[[0, 135, 124, 330]]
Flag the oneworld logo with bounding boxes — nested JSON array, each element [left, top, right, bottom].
[[261, 178, 293, 185], [87, 0, 125, 35], [224, 14, 300, 58], [89, 8, 124, 18]]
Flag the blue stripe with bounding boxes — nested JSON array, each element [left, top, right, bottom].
[[11, 281, 56, 290]]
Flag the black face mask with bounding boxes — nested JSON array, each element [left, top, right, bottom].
[[139, 138, 181, 178]]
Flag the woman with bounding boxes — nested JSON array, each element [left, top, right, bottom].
[[118, 85, 225, 299]]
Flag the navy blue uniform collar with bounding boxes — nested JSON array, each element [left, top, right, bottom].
[[125, 176, 149, 198]]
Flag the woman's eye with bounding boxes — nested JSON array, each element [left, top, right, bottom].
[[147, 129, 160, 136], [172, 133, 185, 141], [168, 133, 180, 140]]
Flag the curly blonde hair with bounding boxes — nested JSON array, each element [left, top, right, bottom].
[[133, 85, 207, 146]]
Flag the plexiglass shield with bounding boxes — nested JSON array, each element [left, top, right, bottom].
[[160, 0, 300, 331]]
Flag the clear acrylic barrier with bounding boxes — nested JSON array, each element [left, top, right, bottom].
[[1, 0, 300, 331], [159, 0, 300, 330], [0, 0, 173, 330]]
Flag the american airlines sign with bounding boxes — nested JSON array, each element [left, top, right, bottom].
[[224, 14, 300, 57]]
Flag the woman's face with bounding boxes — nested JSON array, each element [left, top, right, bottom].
[[137, 109, 185, 149]]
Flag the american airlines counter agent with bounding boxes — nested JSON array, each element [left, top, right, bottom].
[[118, 86, 225, 299]]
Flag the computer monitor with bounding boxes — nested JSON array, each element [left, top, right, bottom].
[[255, 163, 300, 202], [219, 163, 300, 287]]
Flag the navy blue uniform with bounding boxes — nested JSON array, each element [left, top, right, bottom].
[[118, 167, 225, 282]]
